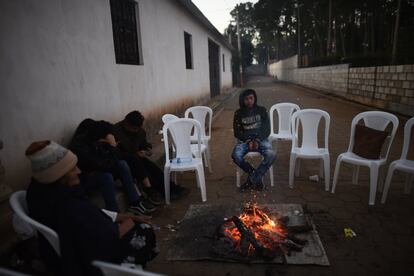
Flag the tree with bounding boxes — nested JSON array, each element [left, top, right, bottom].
[[224, 3, 255, 68]]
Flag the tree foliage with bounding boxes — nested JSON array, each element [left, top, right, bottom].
[[225, 0, 414, 66]]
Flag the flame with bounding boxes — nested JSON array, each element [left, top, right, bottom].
[[222, 202, 286, 255]]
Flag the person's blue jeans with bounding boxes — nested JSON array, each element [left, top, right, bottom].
[[81, 160, 140, 212], [232, 139, 276, 184]]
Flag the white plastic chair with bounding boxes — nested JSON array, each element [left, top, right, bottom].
[[269, 103, 300, 152], [289, 109, 331, 191], [92, 261, 165, 276], [0, 268, 30, 276], [9, 191, 61, 256], [162, 114, 208, 170], [381, 117, 414, 203], [331, 111, 399, 205], [162, 118, 206, 204], [235, 151, 274, 188], [185, 106, 213, 173]]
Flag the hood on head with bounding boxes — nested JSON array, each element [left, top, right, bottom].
[[239, 89, 257, 108]]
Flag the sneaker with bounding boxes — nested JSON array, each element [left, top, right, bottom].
[[251, 178, 264, 191], [253, 181, 264, 191], [239, 180, 252, 192], [128, 199, 156, 215], [143, 187, 163, 206]]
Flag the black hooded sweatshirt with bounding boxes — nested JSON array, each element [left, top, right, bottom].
[[233, 89, 270, 142]]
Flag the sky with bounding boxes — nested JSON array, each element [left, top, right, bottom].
[[192, 0, 258, 34]]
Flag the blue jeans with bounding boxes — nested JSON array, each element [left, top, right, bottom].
[[82, 160, 140, 212], [232, 139, 276, 184]]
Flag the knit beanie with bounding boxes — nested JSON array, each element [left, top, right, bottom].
[[25, 141, 78, 184]]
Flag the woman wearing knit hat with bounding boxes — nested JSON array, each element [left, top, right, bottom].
[[25, 141, 158, 275]]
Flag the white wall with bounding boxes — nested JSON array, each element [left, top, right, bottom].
[[0, 0, 232, 190]]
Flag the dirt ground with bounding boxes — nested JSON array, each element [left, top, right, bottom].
[[146, 76, 414, 276]]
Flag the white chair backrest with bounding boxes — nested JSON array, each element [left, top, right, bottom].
[[0, 267, 30, 276], [184, 106, 212, 138], [9, 191, 61, 256], [162, 114, 179, 124], [269, 103, 300, 136], [401, 117, 414, 160], [291, 109, 330, 150], [163, 118, 202, 162], [93, 261, 165, 276], [347, 111, 399, 159]]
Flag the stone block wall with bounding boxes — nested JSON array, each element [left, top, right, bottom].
[[348, 65, 414, 116], [268, 57, 414, 116], [291, 64, 349, 97]]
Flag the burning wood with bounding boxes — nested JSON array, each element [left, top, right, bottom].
[[213, 202, 311, 261]]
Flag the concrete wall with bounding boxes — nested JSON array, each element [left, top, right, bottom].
[[268, 57, 414, 116], [0, 0, 232, 191], [268, 55, 298, 81], [348, 65, 414, 116]]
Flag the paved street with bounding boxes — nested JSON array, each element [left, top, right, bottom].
[[148, 76, 414, 276]]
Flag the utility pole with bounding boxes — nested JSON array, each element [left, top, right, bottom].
[[327, 0, 332, 56], [391, 0, 401, 65], [236, 9, 243, 86], [297, 2, 301, 67]]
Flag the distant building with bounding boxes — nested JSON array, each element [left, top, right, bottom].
[[0, 0, 233, 194]]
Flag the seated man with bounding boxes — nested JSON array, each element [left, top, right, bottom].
[[70, 119, 157, 214], [25, 141, 158, 276], [114, 111, 187, 200], [232, 89, 276, 191]]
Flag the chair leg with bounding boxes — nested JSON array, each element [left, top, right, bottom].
[[352, 165, 360, 185], [206, 140, 212, 160], [404, 173, 413, 194], [319, 159, 324, 179], [236, 167, 241, 187], [269, 165, 274, 187], [323, 155, 330, 192], [206, 151, 213, 174], [203, 151, 208, 167], [368, 164, 379, 205], [331, 156, 343, 193], [381, 164, 395, 204], [295, 158, 301, 177], [196, 165, 207, 202], [289, 154, 296, 189], [164, 167, 171, 204]]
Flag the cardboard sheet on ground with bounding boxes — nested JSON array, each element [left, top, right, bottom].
[[166, 203, 330, 266]]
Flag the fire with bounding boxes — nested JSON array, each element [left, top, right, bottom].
[[222, 202, 287, 255]]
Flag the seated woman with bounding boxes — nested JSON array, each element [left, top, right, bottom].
[[70, 119, 157, 214], [25, 141, 159, 275]]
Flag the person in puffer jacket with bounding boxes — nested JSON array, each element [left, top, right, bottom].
[[232, 89, 276, 191]]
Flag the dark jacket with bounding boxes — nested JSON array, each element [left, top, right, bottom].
[[70, 134, 121, 176], [26, 179, 121, 276], [113, 122, 152, 154], [233, 89, 270, 142]]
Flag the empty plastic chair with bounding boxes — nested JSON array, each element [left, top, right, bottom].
[[162, 118, 206, 204], [331, 111, 399, 205], [289, 109, 331, 191], [381, 117, 414, 203], [185, 106, 213, 173], [0, 267, 30, 276], [162, 113, 208, 168], [9, 191, 61, 256], [92, 261, 165, 276], [269, 103, 300, 152]]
